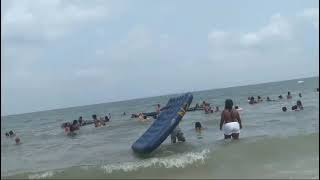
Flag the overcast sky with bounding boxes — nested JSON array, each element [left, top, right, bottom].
[[1, 0, 319, 115]]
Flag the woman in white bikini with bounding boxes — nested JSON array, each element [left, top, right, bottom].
[[220, 99, 243, 139]]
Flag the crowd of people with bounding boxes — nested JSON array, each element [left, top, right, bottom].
[[6, 88, 316, 145]]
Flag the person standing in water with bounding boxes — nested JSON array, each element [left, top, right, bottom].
[[287, 91, 292, 99], [220, 99, 243, 139], [156, 104, 161, 114]]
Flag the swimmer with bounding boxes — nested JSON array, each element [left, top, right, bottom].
[[278, 95, 283, 99], [138, 113, 150, 122], [123, 112, 126, 115], [70, 120, 80, 131], [249, 96, 257, 104], [9, 130, 15, 137], [235, 106, 243, 111], [156, 104, 161, 114], [299, 93, 302, 97], [287, 91, 292, 99], [215, 106, 219, 112], [220, 99, 243, 139], [15, 137, 21, 145], [78, 116, 84, 126], [5, 132, 9, 137], [282, 106, 287, 112], [257, 96, 263, 102], [105, 116, 110, 122], [194, 122, 206, 132], [292, 100, 303, 111]]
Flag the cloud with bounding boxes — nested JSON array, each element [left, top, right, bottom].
[[1, 0, 111, 41], [298, 8, 319, 30], [207, 10, 318, 80]]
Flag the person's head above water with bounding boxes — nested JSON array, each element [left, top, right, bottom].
[[5, 132, 9, 137], [235, 106, 239, 109], [73, 120, 78, 125], [15, 137, 21, 145], [92, 114, 97, 120], [282, 106, 287, 112], [288, 91, 291, 95], [9, 130, 14, 136], [225, 99, 233, 111], [79, 116, 83, 120], [297, 100, 303, 106]]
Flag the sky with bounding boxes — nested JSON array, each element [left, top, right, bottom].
[[1, 0, 319, 115]]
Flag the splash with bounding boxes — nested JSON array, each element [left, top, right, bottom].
[[101, 149, 210, 174]]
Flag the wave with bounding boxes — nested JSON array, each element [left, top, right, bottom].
[[4, 133, 318, 179], [101, 149, 209, 173]]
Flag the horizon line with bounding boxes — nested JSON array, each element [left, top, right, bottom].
[[2, 75, 318, 117]]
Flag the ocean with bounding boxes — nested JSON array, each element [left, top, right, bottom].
[[1, 77, 319, 179]]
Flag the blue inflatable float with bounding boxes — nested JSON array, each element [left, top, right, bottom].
[[131, 93, 193, 153]]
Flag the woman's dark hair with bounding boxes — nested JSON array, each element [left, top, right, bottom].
[[92, 114, 97, 119], [225, 99, 233, 111]]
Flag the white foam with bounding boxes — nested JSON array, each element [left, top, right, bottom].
[[101, 149, 210, 174], [28, 171, 54, 179]]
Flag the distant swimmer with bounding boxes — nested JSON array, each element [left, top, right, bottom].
[[220, 99, 243, 139], [156, 104, 161, 114], [235, 106, 243, 111], [267, 96, 276, 102], [123, 112, 126, 115], [278, 95, 283, 99], [257, 96, 263, 102], [282, 106, 287, 112], [249, 96, 257, 104], [78, 116, 84, 126], [299, 93, 302, 97], [292, 100, 303, 111], [105, 116, 110, 122], [194, 122, 206, 132], [70, 120, 80, 131], [92, 114, 100, 128], [215, 106, 220, 112], [286, 91, 292, 99], [99, 117, 106, 126], [5, 132, 9, 137], [138, 113, 150, 122], [15, 137, 21, 145], [9, 130, 15, 137]]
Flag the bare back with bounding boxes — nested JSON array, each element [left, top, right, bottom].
[[221, 109, 240, 123]]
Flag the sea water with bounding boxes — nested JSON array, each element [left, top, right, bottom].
[[1, 77, 319, 179]]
